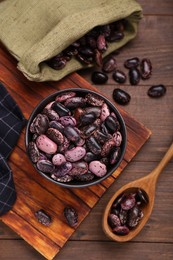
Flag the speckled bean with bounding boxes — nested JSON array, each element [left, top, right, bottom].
[[59, 116, 76, 127], [36, 135, 57, 154], [52, 153, 66, 166], [89, 160, 107, 177], [65, 146, 86, 162], [100, 102, 110, 121]]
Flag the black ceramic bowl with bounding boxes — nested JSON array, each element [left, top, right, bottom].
[[25, 88, 127, 188]]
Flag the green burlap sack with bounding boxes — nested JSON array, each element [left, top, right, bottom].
[[0, 0, 142, 82]]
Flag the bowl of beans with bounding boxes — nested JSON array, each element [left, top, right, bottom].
[[25, 88, 127, 188]]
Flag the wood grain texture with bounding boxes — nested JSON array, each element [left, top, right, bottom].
[[1, 0, 173, 259]]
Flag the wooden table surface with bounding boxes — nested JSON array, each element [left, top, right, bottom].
[[0, 0, 173, 259]]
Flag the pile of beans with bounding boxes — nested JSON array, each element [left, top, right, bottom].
[[46, 20, 125, 69], [108, 188, 149, 235], [27, 91, 124, 183]]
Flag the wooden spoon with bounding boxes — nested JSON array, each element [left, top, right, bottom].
[[102, 142, 173, 242]]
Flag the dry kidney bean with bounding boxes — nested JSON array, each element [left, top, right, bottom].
[[113, 88, 131, 105], [28, 141, 40, 163], [43, 107, 60, 121], [28, 91, 124, 184], [36, 135, 57, 154], [30, 114, 49, 135], [53, 162, 73, 177], [129, 68, 140, 85], [106, 31, 124, 42], [52, 153, 66, 166], [35, 209, 52, 226], [47, 56, 67, 70], [120, 193, 136, 210], [127, 206, 143, 228], [85, 93, 104, 106], [89, 160, 107, 177], [147, 84, 166, 98], [69, 161, 88, 176], [65, 146, 86, 162], [80, 112, 96, 126], [78, 46, 94, 57], [51, 174, 73, 183], [110, 147, 121, 164], [46, 20, 125, 70], [140, 58, 152, 79], [136, 188, 149, 205], [64, 97, 86, 109], [105, 115, 120, 133], [108, 188, 149, 236], [119, 209, 128, 225], [37, 159, 55, 173], [97, 34, 107, 52], [91, 71, 108, 84], [124, 57, 140, 69], [49, 121, 64, 133], [64, 206, 78, 227], [112, 70, 126, 84], [102, 56, 117, 73], [84, 106, 101, 118], [51, 102, 71, 117], [86, 136, 102, 155], [58, 116, 76, 127], [74, 171, 95, 182], [46, 128, 64, 145], [112, 226, 129, 235], [55, 91, 76, 102], [108, 214, 121, 228], [63, 125, 80, 143]]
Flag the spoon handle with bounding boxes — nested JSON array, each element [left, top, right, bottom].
[[149, 141, 173, 181]]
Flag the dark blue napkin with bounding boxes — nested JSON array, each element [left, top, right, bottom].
[[0, 82, 26, 216]]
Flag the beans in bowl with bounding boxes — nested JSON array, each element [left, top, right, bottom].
[[27, 90, 125, 184]]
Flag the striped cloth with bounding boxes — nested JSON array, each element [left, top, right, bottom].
[[0, 82, 26, 216]]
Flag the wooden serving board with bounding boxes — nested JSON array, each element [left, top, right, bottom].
[[0, 45, 151, 260]]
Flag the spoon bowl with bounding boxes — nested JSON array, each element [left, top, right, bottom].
[[102, 142, 173, 242]]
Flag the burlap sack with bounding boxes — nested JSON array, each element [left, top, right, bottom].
[[0, 0, 142, 82]]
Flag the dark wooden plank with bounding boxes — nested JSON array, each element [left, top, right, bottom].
[[139, 0, 173, 15], [58, 241, 173, 260], [0, 240, 44, 260], [1, 211, 60, 260], [0, 240, 172, 260]]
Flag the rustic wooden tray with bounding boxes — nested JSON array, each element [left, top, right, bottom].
[[0, 45, 151, 260]]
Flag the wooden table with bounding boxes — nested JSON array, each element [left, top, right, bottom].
[[0, 0, 173, 259]]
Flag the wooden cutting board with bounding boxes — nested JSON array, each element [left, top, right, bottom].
[[0, 45, 151, 260]]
